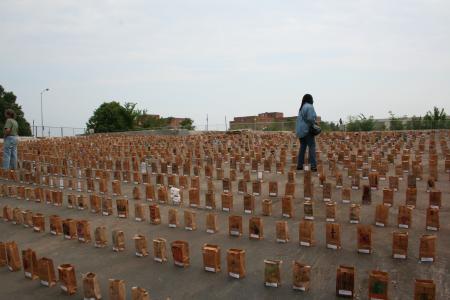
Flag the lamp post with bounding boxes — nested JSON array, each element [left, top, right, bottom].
[[40, 88, 49, 137]]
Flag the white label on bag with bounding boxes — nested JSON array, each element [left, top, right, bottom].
[[300, 241, 310, 247], [25, 272, 32, 278], [118, 214, 126, 218], [78, 237, 85, 242], [169, 224, 176, 228], [393, 254, 406, 259], [33, 226, 40, 231], [185, 227, 193, 231], [282, 213, 291, 218], [430, 205, 439, 209], [61, 285, 67, 292], [206, 229, 215, 234], [250, 234, 260, 239], [41, 280, 49, 286], [327, 244, 338, 249], [244, 210, 252, 214], [174, 261, 185, 267], [269, 193, 277, 197], [342, 200, 350, 203], [427, 226, 438, 231], [265, 282, 278, 287], [64, 235, 71, 239], [102, 212, 110, 216], [190, 204, 198, 207], [230, 230, 240, 236], [205, 206, 212, 210], [154, 257, 163, 262], [222, 208, 230, 212], [399, 224, 409, 229], [135, 252, 143, 257], [276, 239, 287, 243], [304, 197, 311, 200], [323, 198, 331, 202], [305, 216, 314, 220], [223, 189, 229, 193], [358, 249, 370, 254], [50, 230, 56, 235], [375, 222, 385, 227], [421, 257, 434, 262], [293, 286, 306, 291], [135, 217, 142, 222], [205, 267, 216, 272], [352, 186, 359, 190], [229, 272, 240, 279], [339, 290, 352, 296], [350, 220, 359, 224], [326, 218, 335, 222]]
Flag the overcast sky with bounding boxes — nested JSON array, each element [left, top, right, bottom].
[[1, 0, 449, 130]]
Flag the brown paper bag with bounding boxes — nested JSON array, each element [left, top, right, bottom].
[[405, 187, 417, 208], [269, 181, 278, 197], [341, 187, 351, 203], [336, 265, 355, 298], [63, 219, 77, 240], [131, 286, 150, 300], [264, 259, 282, 287], [133, 234, 149, 257], [0, 242, 6, 267], [202, 244, 221, 272], [49, 215, 62, 235], [369, 270, 388, 300], [414, 279, 435, 300], [188, 188, 200, 207], [323, 182, 332, 201], [145, 183, 155, 201], [228, 215, 243, 237], [149, 204, 161, 225], [221, 192, 233, 212], [292, 261, 311, 291], [205, 190, 216, 209], [276, 221, 289, 243], [22, 248, 38, 279], [77, 194, 88, 210], [227, 248, 246, 279], [304, 200, 314, 220], [243, 193, 255, 214], [326, 202, 336, 222], [168, 208, 178, 228], [249, 217, 263, 240], [357, 225, 372, 254], [134, 202, 146, 222], [32, 213, 45, 233], [101, 196, 113, 216], [171, 240, 190, 267], [429, 190, 441, 209], [392, 231, 408, 259], [398, 205, 412, 229], [262, 199, 272, 216], [285, 182, 295, 197], [109, 279, 126, 300], [112, 230, 126, 252], [426, 207, 439, 231], [94, 226, 107, 248], [419, 235, 436, 262], [116, 198, 129, 218], [38, 257, 56, 287], [299, 220, 315, 247], [82, 272, 102, 300], [382, 188, 394, 207], [76, 220, 91, 243], [22, 210, 33, 228], [205, 213, 218, 234], [252, 180, 261, 196], [184, 210, 197, 231], [362, 185, 371, 205], [58, 264, 77, 295], [375, 204, 389, 227], [153, 238, 167, 263], [282, 195, 294, 218], [326, 223, 341, 250]]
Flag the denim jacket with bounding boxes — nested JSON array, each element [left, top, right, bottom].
[[295, 103, 317, 138]]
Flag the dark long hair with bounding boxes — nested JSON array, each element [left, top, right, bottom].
[[300, 94, 314, 111]]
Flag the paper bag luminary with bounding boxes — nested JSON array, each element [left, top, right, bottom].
[[133, 234, 149, 257], [5, 241, 21, 272], [276, 221, 289, 243], [282, 195, 294, 218], [249, 216, 263, 240], [22, 248, 39, 279], [375, 204, 389, 227], [292, 261, 311, 292], [184, 210, 197, 231], [82, 272, 102, 300], [368, 270, 388, 300], [326, 223, 341, 250], [392, 231, 408, 259], [299, 220, 315, 247], [426, 207, 439, 231], [244, 193, 255, 214], [398, 205, 413, 229], [116, 198, 129, 218], [149, 204, 161, 225], [76, 220, 92, 243], [94, 226, 108, 248], [109, 279, 126, 300], [206, 213, 218, 234], [153, 238, 168, 263], [205, 190, 216, 210], [419, 234, 436, 263], [171, 240, 190, 267], [269, 181, 278, 197], [131, 286, 150, 300], [58, 264, 77, 295], [112, 230, 126, 252], [38, 257, 56, 287], [356, 224, 372, 254], [101, 196, 113, 216], [221, 192, 233, 212], [341, 187, 351, 204], [229, 215, 243, 237], [336, 265, 355, 298], [202, 244, 221, 273], [304, 200, 314, 220], [326, 202, 336, 222], [227, 248, 246, 279], [414, 279, 436, 300], [63, 219, 77, 240], [264, 259, 282, 287]]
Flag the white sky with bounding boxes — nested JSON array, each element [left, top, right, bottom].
[[1, 0, 449, 130]]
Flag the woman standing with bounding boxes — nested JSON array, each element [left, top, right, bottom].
[[295, 94, 317, 171], [3, 109, 19, 170]]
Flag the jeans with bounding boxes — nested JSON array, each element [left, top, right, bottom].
[[297, 133, 316, 169], [3, 136, 18, 170]]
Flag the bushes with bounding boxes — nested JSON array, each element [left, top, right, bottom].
[[346, 115, 375, 132]]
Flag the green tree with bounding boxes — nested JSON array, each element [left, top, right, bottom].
[[180, 118, 195, 130], [86, 101, 135, 133], [0, 85, 32, 137], [388, 111, 404, 131], [346, 114, 375, 131]]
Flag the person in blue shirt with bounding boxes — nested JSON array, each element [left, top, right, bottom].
[[295, 94, 317, 171]]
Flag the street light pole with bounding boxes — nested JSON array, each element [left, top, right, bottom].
[[40, 88, 49, 137]]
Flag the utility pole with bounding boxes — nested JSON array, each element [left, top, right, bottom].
[[40, 88, 49, 137], [206, 114, 209, 131], [225, 116, 227, 131]]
